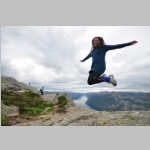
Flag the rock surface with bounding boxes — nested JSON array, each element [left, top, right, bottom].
[[1, 101, 19, 117], [1, 76, 39, 93], [15, 106, 150, 126], [42, 93, 76, 107]]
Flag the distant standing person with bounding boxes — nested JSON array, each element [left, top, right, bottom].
[[29, 82, 30, 86], [40, 86, 44, 96]]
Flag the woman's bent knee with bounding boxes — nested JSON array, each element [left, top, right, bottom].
[[87, 80, 92, 85]]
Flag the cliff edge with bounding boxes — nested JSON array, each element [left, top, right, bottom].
[[15, 106, 150, 126]]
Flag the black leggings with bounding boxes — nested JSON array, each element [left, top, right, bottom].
[[41, 91, 43, 96], [87, 71, 104, 85]]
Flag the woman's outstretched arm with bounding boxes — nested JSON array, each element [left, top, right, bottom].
[[80, 53, 91, 62], [105, 40, 138, 51]]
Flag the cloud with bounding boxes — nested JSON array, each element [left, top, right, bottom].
[[1, 58, 18, 77], [1, 26, 150, 92]]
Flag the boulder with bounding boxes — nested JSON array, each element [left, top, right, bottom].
[[42, 93, 76, 107], [1, 76, 39, 93], [1, 101, 19, 117]]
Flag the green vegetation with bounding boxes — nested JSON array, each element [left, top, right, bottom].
[[23, 104, 54, 116], [1, 90, 54, 116], [1, 115, 11, 126], [58, 96, 67, 109], [23, 107, 43, 116], [46, 107, 53, 112]]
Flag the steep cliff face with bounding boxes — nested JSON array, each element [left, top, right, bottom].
[[1, 76, 39, 93]]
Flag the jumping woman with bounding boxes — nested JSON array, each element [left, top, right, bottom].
[[80, 37, 138, 86]]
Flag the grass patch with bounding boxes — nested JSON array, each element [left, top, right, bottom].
[[23, 105, 54, 116], [46, 107, 53, 112], [2, 91, 43, 109], [1, 115, 11, 126], [1, 90, 54, 116], [38, 103, 53, 109], [23, 107, 43, 116], [58, 96, 67, 109]]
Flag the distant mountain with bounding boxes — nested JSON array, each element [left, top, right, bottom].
[[86, 92, 150, 111], [44, 91, 95, 100]]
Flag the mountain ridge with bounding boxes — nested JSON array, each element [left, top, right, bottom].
[[86, 91, 150, 111]]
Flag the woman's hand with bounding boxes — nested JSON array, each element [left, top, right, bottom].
[[80, 60, 83, 62], [131, 40, 138, 45]]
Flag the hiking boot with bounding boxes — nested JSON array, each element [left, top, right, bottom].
[[108, 74, 114, 79], [101, 74, 107, 77], [108, 75, 117, 86]]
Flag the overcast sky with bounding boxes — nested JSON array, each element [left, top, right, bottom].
[[1, 26, 150, 93]]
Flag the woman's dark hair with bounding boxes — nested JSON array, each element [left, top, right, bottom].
[[91, 36, 106, 51]]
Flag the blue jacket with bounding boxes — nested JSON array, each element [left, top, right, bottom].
[[82, 42, 131, 75]]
